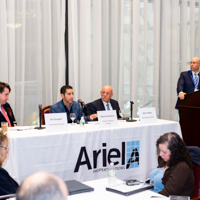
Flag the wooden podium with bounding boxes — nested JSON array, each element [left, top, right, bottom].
[[179, 91, 200, 147]]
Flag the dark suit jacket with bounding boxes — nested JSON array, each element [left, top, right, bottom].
[[0, 167, 18, 196], [187, 146, 200, 166], [175, 70, 200, 109], [88, 98, 121, 120], [0, 103, 16, 127]]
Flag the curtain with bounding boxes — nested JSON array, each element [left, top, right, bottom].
[[69, 0, 125, 106], [0, 0, 66, 125], [68, 0, 200, 121]]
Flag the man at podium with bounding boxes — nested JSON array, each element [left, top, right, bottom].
[[175, 57, 200, 109]]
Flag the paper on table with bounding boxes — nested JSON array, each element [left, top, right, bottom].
[[87, 122, 99, 125], [8, 126, 34, 131], [108, 182, 152, 193], [149, 198, 170, 200]]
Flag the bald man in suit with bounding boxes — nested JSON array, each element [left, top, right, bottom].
[[16, 172, 68, 200], [88, 85, 121, 119], [175, 57, 200, 109]]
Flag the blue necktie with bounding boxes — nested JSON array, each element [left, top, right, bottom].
[[106, 104, 110, 110], [194, 73, 198, 89]]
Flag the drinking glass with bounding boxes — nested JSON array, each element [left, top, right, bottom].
[[1, 122, 8, 133], [70, 113, 76, 125], [119, 110, 124, 119]]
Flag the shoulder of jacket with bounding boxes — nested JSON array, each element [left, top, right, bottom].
[[4, 102, 10, 107], [73, 101, 79, 105]]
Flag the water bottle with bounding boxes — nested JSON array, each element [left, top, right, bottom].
[[36, 118, 39, 126], [108, 162, 116, 186], [80, 116, 85, 127]]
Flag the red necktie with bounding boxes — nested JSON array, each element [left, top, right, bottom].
[[1, 105, 11, 127]]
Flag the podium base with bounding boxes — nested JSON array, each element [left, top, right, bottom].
[[34, 127, 46, 130], [126, 119, 137, 122]]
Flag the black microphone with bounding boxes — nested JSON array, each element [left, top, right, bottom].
[[34, 104, 45, 130], [78, 99, 86, 107], [78, 99, 88, 123], [126, 101, 136, 122], [130, 101, 134, 119]]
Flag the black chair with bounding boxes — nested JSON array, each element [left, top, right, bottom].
[[41, 105, 52, 125], [187, 146, 200, 200]]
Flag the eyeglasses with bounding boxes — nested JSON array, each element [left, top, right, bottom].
[[190, 62, 197, 64], [0, 146, 9, 152]]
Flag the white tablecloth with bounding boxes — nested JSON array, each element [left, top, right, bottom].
[[68, 178, 169, 200], [4, 119, 181, 184]]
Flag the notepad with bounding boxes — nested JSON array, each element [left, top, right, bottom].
[[106, 182, 153, 196], [170, 196, 189, 200], [65, 180, 94, 195]]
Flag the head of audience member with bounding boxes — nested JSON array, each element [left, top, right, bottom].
[[156, 132, 193, 168], [100, 85, 113, 103], [0, 131, 9, 167], [0, 82, 11, 105], [190, 57, 200, 73], [60, 85, 74, 108], [16, 172, 68, 200]]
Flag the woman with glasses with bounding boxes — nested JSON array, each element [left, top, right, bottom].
[[0, 131, 18, 195], [150, 132, 194, 197]]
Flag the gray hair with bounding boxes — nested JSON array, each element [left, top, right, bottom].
[[16, 172, 68, 200]]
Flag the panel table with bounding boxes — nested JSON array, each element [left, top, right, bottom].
[[4, 119, 181, 184]]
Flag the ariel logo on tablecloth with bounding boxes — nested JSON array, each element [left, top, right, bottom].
[[126, 140, 139, 169], [74, 140, 140, 173]]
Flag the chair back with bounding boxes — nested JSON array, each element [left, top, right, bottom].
[[41, 105, 51, 125], [0, 193, 16, 199], [187, 146, 200, 199], [192, 162, 200, 199]]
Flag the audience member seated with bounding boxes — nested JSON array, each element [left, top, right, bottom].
[[88, 85, 121, 120], [16, 172, 68, 200], [187, 146, 200, 166], [50, 85, 97, 123], [0, 131, 18, 195], [0, 82, 17, 127], [150, 132, 194, 197]]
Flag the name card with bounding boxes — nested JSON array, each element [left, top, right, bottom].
[[44, 113, 68, 132], [97, 110, 118, 128], [138, 107, 157, 124]]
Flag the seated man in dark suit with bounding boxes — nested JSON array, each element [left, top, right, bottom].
[[89, 85, 121, 119], [0, 82, 16, 127], [175, 57, 200, 109], [50, 85, 97, 123]]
